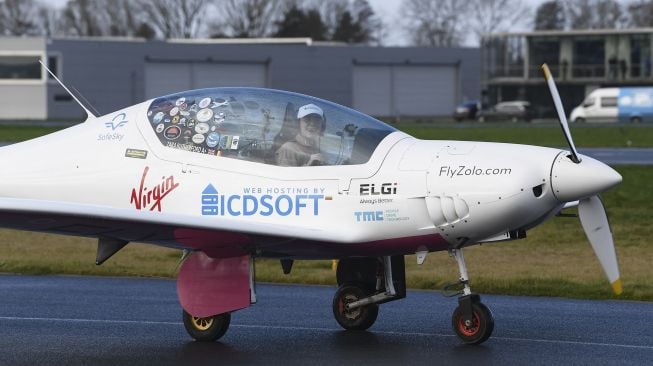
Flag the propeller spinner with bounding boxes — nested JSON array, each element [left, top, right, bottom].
[[542, 63, 623, 295]]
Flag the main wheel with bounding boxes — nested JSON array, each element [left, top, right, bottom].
[[332, 284, 378, 330], [182, 310, 231, 342], [451, 302, 494, 345]]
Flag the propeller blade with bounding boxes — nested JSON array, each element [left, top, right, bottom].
[[578, 195, 622, 295], [542, 63, 581, 164]]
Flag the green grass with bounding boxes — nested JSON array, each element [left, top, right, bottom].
[[395, 123, 653, 148], [0, 125, 68, 142], [1, 123, 653, 147]]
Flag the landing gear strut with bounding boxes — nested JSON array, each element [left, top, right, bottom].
[[332, 256, 406, 331], [449, 249, 494, 345]]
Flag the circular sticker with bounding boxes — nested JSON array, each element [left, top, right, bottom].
[[155, 123, 165, 133], [195, 122, 210, 134], [153, 112, 164, 124], [175, 97, 186, 106], [196, 108, 213, 123], [170, 107, 179, 116], [179, 102, 188, 110], [172, 115, 180, 124], [147, 110, 153, 117], [199, 97, 212, 109], [206, 132, 220, 148], [192, 134, 206, 144], [164, 125, 181, 140]]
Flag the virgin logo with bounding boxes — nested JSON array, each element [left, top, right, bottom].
[[130, 166, 179, 212]]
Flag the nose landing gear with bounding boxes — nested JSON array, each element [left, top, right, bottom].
[[449, 249, 494, 345]]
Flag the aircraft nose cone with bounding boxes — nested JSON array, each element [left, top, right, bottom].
[[551, 152, 622, 202]]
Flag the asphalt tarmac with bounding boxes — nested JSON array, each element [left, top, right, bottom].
[[1, 275, 652, 365]]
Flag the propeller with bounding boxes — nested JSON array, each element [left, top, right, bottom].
[[542, 63, 622, 295], [542, 64, 581, 163]]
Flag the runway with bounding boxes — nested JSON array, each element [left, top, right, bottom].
[[1, 275, 652, 365]]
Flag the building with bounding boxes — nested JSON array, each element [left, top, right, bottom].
[[0, 36, 480, 121], [482, 28, 653, 117]]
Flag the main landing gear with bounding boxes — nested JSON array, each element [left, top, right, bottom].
[[449, 248, 494, 345], [331, 250, 494, 345], [182, 310, 231, 342], [332, 256, 406, 331]]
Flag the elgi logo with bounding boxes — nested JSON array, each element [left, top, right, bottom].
[[359, 183, 397, 196]]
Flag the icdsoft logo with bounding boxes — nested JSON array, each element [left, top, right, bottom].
[[201, 184, 326, 217]]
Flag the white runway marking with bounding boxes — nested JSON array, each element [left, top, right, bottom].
[[2, 316, 652, 351]]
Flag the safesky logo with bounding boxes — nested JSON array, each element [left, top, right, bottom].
[[105, 113, 128, 130], [201, 184, 325, 217]]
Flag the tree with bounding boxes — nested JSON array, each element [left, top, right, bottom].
[[627, 0, 653, 27], [566, 0, 624, 29], [210, 0, 284, 38], [138, 0, 210, 39], [467, 0, 530, 44], [332, 0, 380, 44], [533, 0, 566, 30], [0, 0, 46, 36], [400, 0, 469, 47], [275, 4, 328, 40]]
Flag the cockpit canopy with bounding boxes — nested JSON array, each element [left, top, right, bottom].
[[146, 88, 396, 166]]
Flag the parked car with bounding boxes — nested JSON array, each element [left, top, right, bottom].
[[477, 101, 534, 122], [453, 100, 481, 121], [570, 87, 653, 123]]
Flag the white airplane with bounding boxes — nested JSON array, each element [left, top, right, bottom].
[[0, 63, 621, 345]]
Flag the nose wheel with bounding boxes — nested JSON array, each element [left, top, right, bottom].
[[182, 310, 231, 341], [452, 295, 494, 344], [449, 249, 494, 345]]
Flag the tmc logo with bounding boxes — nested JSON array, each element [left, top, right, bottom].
[[105, 113, 128, 130], [354, 211, 384, 222]]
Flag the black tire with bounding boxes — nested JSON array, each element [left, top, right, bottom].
[[182, 310, 231, 342], [574, 117, 585, 123], [451, 302, 494, 345], [332, 284, 379, 331], [631, 117, 642, 124]]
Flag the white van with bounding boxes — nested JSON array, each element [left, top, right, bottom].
[[570, 87, 653, 123]]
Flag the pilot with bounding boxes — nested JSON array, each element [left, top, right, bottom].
[[276, 103, 326, 166]]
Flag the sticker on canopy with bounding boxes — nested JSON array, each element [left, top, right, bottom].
[[197, 109, 213, 123], [164, 125, 181, 140], [199, 97, 212, 109], [195, 122, 210, 134], [153, 112, 164, 124], [206, 132, 220, 148]]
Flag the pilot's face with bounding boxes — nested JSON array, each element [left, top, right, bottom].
[[299, 114, 323, 139]]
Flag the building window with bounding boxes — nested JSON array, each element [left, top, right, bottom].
[[572, 38, 605, 78], [630, 35, 651, 78], [47, 54, 60, 80], [529, 37, 560, 78], [0, 55, 41, 80]]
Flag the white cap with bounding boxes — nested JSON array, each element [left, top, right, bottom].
[[297, 104, 324, 119]]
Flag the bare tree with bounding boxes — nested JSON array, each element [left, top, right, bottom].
[[533, 0, 566, 30], [60, 0, 107, 36], [566, 0, 625, 29], [0, 0, 46, 36], [627, 0, 653, 27], [138, 0, 210, 39], [468, 0, 530, 44], [400, 0, 469, 47], [210, 0, 285, 38]]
